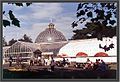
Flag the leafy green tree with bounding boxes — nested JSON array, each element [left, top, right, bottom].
[[18, 34, 33, 43], [71, 25, 116, 40], [3, 3, 32, 27], [8, 38, 17, 46], [72, 3, 117, 40]]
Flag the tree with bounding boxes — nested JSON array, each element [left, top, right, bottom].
[[18, 34, 33, 43], [8, 38, 17, 46], [3, 37, 7, 47], [72, 3, 117, 40], [3, 3, 32, 28], [71, 25, 116, 40]]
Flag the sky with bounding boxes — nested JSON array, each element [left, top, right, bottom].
[[3, 2, 117, 43], [3, 3, 83, 42]]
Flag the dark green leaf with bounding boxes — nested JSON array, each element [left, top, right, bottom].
[[113, 11, 116, 14], [102, 20, 107, 26], [105, 12, 112, 20], [82, 18, 86, 21], [80, 21, 83, 23], [109, 20, 116, 25], [8, 3, 14, 4], [26, 3, 32, 6], [71, 21, 78, 28], [77, 3, 82, 11], [111, 3, 116, 9], [85, 9, 88, 12], [9, 10, 15, 20], [100, 3, 106, 7], [87, 12, 93, 17], [94, 9, 100, 13], [95, 18, 99, 21], [97, 14, 104, 20], [106, 3, 111, 9], [12, 18, 20, 27], [113, 11, 117, 18], [77, 10, 85, 17], [3, 20, 10, 27], [80, 10, 85, 15], [86, 6, 93, 9], [79, 18, 83, 21], [91, 18, 95, 22], [3, 11, 5, 14], [76, 12, 81, 18], [15, 3, 23, 6]]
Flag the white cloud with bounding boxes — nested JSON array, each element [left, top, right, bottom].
[[3, 3, 78, 42], [3, 3, 25, 12], [17, 3, 63, 21]]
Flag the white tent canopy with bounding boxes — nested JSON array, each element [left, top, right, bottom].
[[58, 37, 117, 57]]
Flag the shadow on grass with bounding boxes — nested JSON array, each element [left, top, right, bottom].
[[3, 69, 116, 79]]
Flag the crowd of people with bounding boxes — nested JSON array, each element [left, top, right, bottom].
[[8, 54, 23, 67], [83, 58, 109, 72], [8, 55, 109, 72]]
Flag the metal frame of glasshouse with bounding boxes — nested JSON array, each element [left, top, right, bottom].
[[3, 41, 68, 58], [4, 41, 41, 58]]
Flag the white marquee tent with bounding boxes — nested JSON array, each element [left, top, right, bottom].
[[58, 37, 117, 63], [59, 37, 117, 57]]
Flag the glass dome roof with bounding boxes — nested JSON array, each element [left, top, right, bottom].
[[35, 23, 67, 43]]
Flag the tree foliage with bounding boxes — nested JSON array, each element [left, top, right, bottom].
[[72, 3, 117, 40], [3, 3, 32, 28], [3, 20, 10, 27], [18, 34, 33, 43], [5, 34, 33, 46], [71, 25, 116, 40], [8, 38, 17, 46]]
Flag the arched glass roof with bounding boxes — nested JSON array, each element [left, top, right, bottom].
[[4, 41, 41, 57], [35, 23, 67, 43], [39, 41, 68, 52]]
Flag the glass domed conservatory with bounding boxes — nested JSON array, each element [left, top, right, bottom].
[[35, 23, 67, 43], [34, 23, 68, 56], [3, 23, 68, 63]]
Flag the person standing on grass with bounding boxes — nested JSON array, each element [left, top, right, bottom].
[[16, 55, 20, 66], [84, 58, 93, 69], [94, 59, 108, 78], [97, 60, 109, 72], [37, 56, 41, 66], [50, 58, 55, 71], [66, 59, 69, 65], [9, 56, 13, 67], [62, 58, 66, 67], [30, 57, 34, 66], [93, 59, 100, 70]]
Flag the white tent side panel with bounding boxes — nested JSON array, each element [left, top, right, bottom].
[[59, 37, 117, 57]]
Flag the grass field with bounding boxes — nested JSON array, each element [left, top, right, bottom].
[[3, 68, 117, 79]]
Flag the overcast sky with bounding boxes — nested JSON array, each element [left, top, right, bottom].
[[3, 3, 86, 42], [3, 2, 117, 43]]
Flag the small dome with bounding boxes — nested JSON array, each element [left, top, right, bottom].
[[58, 53, 68, 58], [35, 23, 67, 43], [76, 52, 88, 57], [94, 52, 109, 57]]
